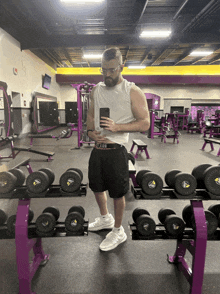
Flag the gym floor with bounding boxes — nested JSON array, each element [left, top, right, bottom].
[[0, 129, 220, 294]]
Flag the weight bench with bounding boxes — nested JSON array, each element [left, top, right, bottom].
[[201, 138, 220, 156], [7, 157, 33, 174], [13, 147, 55, 161], [130, 139, 150, 159], [129, 160, 137, 187]]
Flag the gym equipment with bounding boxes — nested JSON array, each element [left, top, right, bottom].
[[187, 110, 205, 134], [127, 152, 135, 165], [60, 169, 82, 193], [182, 204, 218, 236], [164, 170, 197, 196], [132, 207, 156, 236], [8, 168, 25, 187], [191, 164, 212, 188], [160, 113, 181, 144], [135, 170, 163, 196], [201, 137, 220, 157], [0, 209, 8, 225], [148, 110, 164, 139], [130, 139, 151, 159], [36, 206, 60, 234], [158, 208, 185, 237], [65, 205, 85, 233], [26, 170, 50, 194], [0, 171, 17, 194], [208, 204, 220, 227], [203, 166, 220, 195], [7, 208, 34, 234], [39, 168, 55, 185]]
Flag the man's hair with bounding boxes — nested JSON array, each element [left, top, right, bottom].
[[102, 47, 123, 64]]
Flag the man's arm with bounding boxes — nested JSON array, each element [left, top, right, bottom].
[[101, 85, 150, 133]]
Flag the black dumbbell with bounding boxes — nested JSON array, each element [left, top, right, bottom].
[[132, 207, 156, 236], [158, 208, 185, 237], [36, 206, 60, 235], [39, 168, 55, 186], [60, 168, 83, 193], [165, 170, 197, 196], [208, 204, 220, 227], [203, 166, 220, 196], [135, 170, 163, 196], [182, 204, 218, 237], [65, 205, 85, 233], [8, 168, 26, 188], [7, 208, 34, 234], [0, 171, 17, 194], [191, 164, 212, 189], [0, 209, 8, 226], [26, 170, 50, 194]]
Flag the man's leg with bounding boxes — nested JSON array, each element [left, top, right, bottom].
[[114, 196, 125, 228], [94, 191, 108, 215]]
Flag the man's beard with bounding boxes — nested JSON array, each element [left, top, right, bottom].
[[104, 75, 119, 87]]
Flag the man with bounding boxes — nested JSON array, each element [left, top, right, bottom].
[[86, 47, 150, 251]]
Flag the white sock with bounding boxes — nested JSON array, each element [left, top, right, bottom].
[[101, 213, 109, 219], [113, 226, 122, 233]]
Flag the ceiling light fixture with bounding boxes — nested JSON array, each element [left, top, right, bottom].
[[128, 66, 146, 69], [140, 30, 171, 38], [189, 51, 214, 56], [83, 54, 102, 59]]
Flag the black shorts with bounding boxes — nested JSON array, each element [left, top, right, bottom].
[[88, 145, 129, 198]]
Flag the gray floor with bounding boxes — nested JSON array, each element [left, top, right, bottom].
[[0, 128, 220, 294]]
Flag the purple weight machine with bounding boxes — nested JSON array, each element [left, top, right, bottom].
[[160, 113, 181, 144], [148, 110, 164, 139], [204, 110, 220, 138], [72, 82, 95, 148], [187, 110, 205, 134]]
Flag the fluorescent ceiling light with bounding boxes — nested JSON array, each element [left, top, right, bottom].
[[128, 66, 146, 69], [61, 0, 104, 3], [189, 51, 213, 56], [140, 30, 171, 38], [83, 54, 102, 59]]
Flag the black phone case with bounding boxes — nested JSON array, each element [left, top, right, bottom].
[[100, 108, 110, 127]]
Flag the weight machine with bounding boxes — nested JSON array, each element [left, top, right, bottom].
[[187, 110, 205, 134]]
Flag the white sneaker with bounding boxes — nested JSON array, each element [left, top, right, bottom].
[[88, 214, 115, 231], [99, 227, 127, 251]]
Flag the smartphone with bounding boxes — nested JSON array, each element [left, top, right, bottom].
[[100, 107, 110, 128]]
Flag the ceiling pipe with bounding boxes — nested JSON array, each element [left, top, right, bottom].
[[173, 0, 189, 21]]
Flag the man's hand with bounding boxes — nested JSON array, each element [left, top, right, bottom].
[[89, 130, 107, 143], [100, 117, 119, 133]]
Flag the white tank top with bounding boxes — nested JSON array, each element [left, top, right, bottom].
[[94, 78, 135, 145]]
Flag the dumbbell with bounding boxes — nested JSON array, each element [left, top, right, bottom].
[[7, 208, 34, 234], [0, 171, 18, 194], [182, 204, 218, 237], [208, 204, 220, 227], [65, 205, 85, 233], [158, 208, 185, 237], [0, 209, 8, 226], [165, 169, 197, 196], [135, 170, 163, 196], [60, 168, 83, 193], [8, 168, 26, 188], [26, 168, 54, 194], [191, 164, 212, 189], [202, 166, 220, 196], [36, 206, 60, 235], [132, 207, 156, 236]]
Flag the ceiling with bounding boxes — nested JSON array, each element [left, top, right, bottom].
[[1, 0, 220, 70]]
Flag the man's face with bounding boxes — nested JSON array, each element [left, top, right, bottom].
[[101, 59, 122, 87]]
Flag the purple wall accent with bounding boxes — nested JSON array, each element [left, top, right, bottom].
[[145, 93, 160, 109], [56, 74, 220, 85], [191, 106, 220, 121]]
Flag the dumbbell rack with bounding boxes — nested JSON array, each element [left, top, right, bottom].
[[130, 185, 220, 294], [0, 184, 88, 294]]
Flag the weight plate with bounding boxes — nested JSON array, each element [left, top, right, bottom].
[[141, 172, 163, 196], [208, 204, 220, 227], [60, 171, 81, 192], [192, 164, 212, 188], [158, 208, 176, 224], [174, 173, 197, 196], [43, 206, 60, 221], [68, 205, 85, 218], [9, 168, 25, 187], [39, 168, 55, 185], [36, 229, 56, 237], [203, 166, 220, 195], [182, 204, 193, 227], [36, 213, 56, 233], [136, 214, 156, 236], [0, 171, 17, 194], [65, 211, 84, 232], [7, 214, 16, 234], [28, 208, 34, 224], [132, 208, 150, 223], [136, 170, 151, 187], [26, 171, 50, 194], [191, 210, 218, 236], [164, 170, 181, 188], [0, 209, 8, 225], [66, 168, 83, 182], [164, 215, 185, 237], [127, 152, 135, 165]]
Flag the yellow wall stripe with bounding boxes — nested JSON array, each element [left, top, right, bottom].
[[57, 65, 220, 76]]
